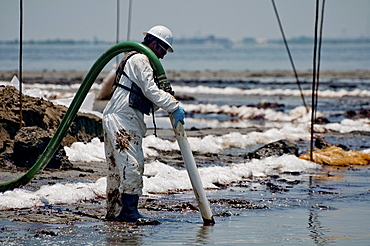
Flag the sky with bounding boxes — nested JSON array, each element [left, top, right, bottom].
[[1, 0, 369, 42]]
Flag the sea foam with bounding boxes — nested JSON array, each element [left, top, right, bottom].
[[0, 155, 321, 210], [172, 85, 370, 98]]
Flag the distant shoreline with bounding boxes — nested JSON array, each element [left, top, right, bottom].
[[1, 69, 370, 83], [1, 36, 370, 45]]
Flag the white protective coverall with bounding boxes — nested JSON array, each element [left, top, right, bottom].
[[102, 53, 179, 218]]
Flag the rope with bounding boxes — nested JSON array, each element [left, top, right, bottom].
[[271, 0, 308, 111]]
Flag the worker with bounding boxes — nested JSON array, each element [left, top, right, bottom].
[[102, 25, 185, 223], [96, 66, 115, 100]]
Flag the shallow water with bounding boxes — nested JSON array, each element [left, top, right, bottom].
[[1, 166, 369, 246]]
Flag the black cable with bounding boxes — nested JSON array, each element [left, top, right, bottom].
[[310, 0, 321, 161], [127, 0, 132, 41], [116, 0, 120, 66], [19, 0, 23, 128], [314, 0, 326, 121], [271, 0, 308, 111]]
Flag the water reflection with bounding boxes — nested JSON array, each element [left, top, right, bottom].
[[101, 219, 214, 245], [306, 170, 338, 246], [307, 208, 330, 245], [194, 225, 214, 245], [103, 221, 144, 246], [311, 166, 348, 183]]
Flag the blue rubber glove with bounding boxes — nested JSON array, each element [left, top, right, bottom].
[[172, 106, 185, 127]]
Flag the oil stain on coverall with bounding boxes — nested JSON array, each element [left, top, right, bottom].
[[115, 129, 132, 152]]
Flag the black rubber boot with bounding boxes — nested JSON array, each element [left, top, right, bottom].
[[116, 194, 161, 225], [117, 194, 143, 222]]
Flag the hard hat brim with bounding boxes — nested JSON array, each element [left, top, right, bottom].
[[143, 32, 174, 53]]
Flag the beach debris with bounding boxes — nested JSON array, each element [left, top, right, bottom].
[[345, 109, 370, 119], [34, 229, 58, 237], [265, 181, 289, 193], [140, 199, 199, 212], [299, 138, 370, 166], [209, 198, 268, 210], [311, 205, 337, 210], [300, 146, 370, 166], [244, 139, 299, 160], [257, 101, 284, 109], [174, 94, 195, 101], [214, 210, 239, 217], [136, 218, 161, 226]]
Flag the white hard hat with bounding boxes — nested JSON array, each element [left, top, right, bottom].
[[143, 25, 174, 53]]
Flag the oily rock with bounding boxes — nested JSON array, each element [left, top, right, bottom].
[[244, 140, 299, 160]]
